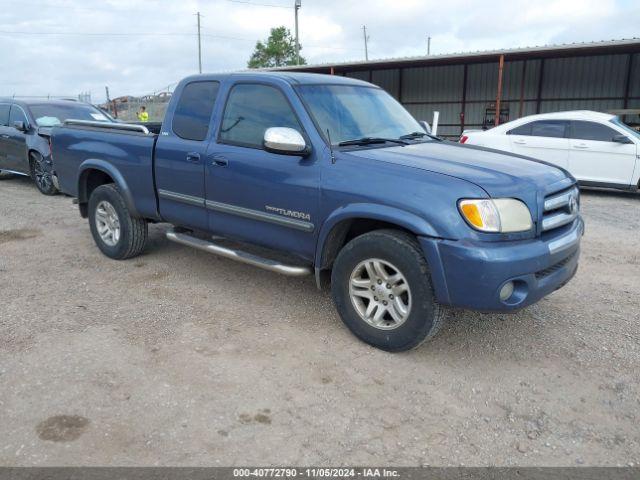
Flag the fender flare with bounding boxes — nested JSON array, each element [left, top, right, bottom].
[[77, 159, 140, 217], [314, 203, 442, 269]]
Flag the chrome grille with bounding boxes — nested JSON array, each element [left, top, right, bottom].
[[542, 187, 579, 232]]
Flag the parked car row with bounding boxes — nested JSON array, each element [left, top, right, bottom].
[[460, 110, 640, 192], [1, 73, 584, 351]]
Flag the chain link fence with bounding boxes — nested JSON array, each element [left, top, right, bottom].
[[101, 92, 172, 123]]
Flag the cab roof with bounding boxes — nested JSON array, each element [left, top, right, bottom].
[[181, 71, 374, 87]]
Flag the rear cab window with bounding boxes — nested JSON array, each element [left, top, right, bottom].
[[172, 81, 220, 141], [218, 83, 303, 149]]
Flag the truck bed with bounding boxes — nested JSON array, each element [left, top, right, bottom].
[[52, 121, 159, 219]]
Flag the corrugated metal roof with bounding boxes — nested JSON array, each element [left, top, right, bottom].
[[273, 38, 640, 72]]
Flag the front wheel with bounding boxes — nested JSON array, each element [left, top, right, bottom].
[[30, 153, 58, 195], [88, 184, 148, 260], [331, 229, 445, 352]]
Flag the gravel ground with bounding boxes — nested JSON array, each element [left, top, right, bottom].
[[0, 175, 638, 467]]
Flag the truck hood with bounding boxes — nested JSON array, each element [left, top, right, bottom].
[[341, 141, 570, 198]]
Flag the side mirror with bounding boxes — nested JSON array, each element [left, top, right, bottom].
[[612, 134, 633, 144], [13, 120, 28, 132], [419, 120, 432, 135], [264, 127, 309, 156]]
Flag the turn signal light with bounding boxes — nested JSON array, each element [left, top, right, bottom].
[[460, 203, 484, 228]]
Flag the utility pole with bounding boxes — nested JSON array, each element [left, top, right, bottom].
[[105, 86, 110, 103], [196, 12, 202, 73], [362, 25, 369, 61], [427, 36, 431, 55], [294, 0, 301, 65]]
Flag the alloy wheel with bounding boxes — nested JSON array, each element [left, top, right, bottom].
[[94, 201, 121, 247], [348, 258, 412, 330]]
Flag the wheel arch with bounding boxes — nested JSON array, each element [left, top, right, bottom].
[[27, 148, 44, 170], [314, 204, 442, 289], [77, 160, 139, 219]]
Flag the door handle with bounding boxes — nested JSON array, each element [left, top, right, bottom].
[[186, 152, 201, 163], [573, 144, 589, 149], [212, 156, 228, 167], [513, 139, 526, 145]]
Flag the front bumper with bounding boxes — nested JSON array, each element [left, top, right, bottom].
[[419, 217, 583, 312]]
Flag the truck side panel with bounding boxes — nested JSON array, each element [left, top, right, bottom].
[[52, 127, 159, 219]]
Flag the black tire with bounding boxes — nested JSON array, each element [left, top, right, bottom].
[[30, 152, 58, 195], [331, 229, 445, 352], [88, 183, 148, 260]]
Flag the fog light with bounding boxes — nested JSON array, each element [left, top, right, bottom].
[[499, 281, 515, 302]]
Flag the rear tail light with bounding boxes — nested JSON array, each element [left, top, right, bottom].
[[459, 135, 468, 144], [49, 138, 53, 160]]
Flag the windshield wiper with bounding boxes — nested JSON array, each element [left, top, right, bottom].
[[400, 131, 444, 141], [338, 137, 409, 147]]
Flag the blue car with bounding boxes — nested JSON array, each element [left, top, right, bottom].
[[49, 72, 583, 351]]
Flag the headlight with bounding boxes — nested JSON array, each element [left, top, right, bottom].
[[459, 198, 532, 233]]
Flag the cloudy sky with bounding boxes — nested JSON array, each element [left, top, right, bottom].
[[1, 0, 638, 103]]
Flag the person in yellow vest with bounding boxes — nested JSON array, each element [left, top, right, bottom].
[[137, 106, 149, 122]]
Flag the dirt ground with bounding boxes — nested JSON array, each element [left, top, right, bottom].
[[0, 175, 638, 467]]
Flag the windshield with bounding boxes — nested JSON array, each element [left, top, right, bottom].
[[610, 117, 640, 141], [28, 103, 112, 127], [297, 85, 423, 145]]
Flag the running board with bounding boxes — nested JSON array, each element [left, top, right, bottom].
[[166, 229, 312, 277]]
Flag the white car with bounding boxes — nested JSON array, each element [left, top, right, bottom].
[[460, 111, 640, 191]]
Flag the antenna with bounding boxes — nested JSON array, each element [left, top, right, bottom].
[[326, 129, 336, 164]]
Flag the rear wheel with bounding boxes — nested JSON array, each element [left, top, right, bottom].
[[331, 229, 445, 352], [88, 183, 148, 259], [30, 152, 58, 195]]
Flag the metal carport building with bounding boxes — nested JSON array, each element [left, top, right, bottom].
[[276, 38, 640, 139]]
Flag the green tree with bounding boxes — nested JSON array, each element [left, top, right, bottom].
[[247, 26, 306, 68]]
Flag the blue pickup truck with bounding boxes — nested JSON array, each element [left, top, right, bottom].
[[50, 72, 583, 351]]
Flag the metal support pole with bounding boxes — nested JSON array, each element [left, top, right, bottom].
[[427, 36, 431, 56], [362, 25, 369, 61], [518, 60, 526, 118], [623, 53, 633, 110], [294, 0, 301, 65], [460, 64, 468, 134], [494, 54, 505, 127], [536, 58, 545, 114], [197, 12, 202, 74]]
